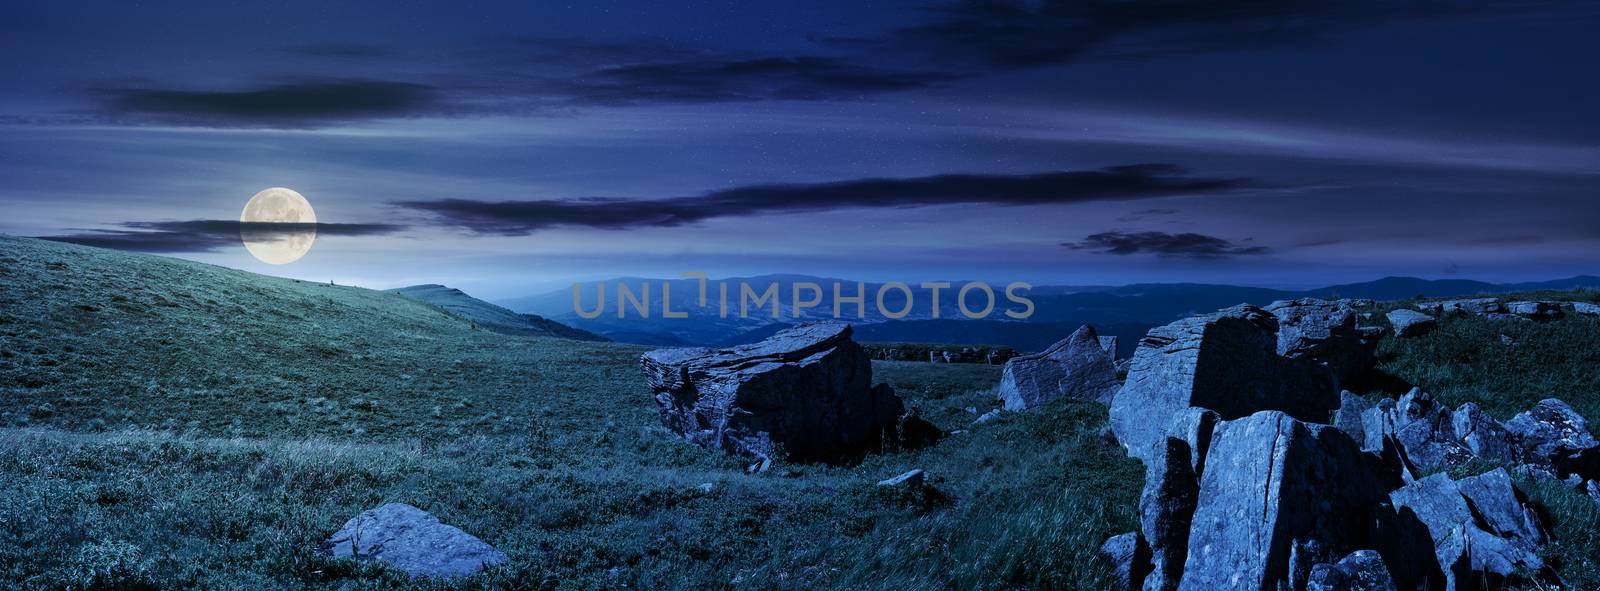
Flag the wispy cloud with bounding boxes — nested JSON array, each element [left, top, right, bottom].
[[396, 164, 1252, 235], [1064, 230, 1269, 259], [38, 220, 406, 252], [88, 79, 442, 128]]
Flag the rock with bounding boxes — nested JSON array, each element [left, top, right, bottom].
[[1386, 309, 1436, 338], [1165, 407, 1222, 478], [640, 323, 906, 463], [1099, 335, 1120, 358], [973, 409, 1002, 425], [1111, 305, 1338, 465], [1306, 550, 1397, 591], [1359, 398, 1401, 452], [1421, 298, 1505, 316], [1389, 471, 1548, 589], [1098, 532, 1152, 590], [1265, 298, 1375, 383], [1452, 402, 1519, 464], [1506, 300, 1561, 319], [1178, 411, 1384, 591], [997, 325, 1121, 410], [322, 503, 507, 578], [1483, 312, 1527, 321], [1573, 302, 1600, 316], [1140, 437, 1200, 591], [1373, 388, 1472, 473], [1394, 405, 1473, 474], [1505, 398, 1598, 471], [1456, 468, 1548, 546], [877, 468, 925, 487], [1334, 391, 1373, 446], [1499, 333, 1517, 346], [697, 482, 716, 493]]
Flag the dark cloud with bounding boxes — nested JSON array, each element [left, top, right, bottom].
[[397, 164, 1251, 235], [1064, 231, 1270, 259], [885, 0, 1579, 68], [38, 220, 405, 253], [556, 56, 958, 106], [89, 79, 441, 127]]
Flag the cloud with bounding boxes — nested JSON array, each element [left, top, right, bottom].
[[397, 164, 1251, 235], [89, 79, 441, 127], [555, 56, 958, 106], [886, 0, 1575, 69], [1063, 231, 1269, 259], [38, 220, 405, 253]]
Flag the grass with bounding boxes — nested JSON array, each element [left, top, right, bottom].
[[1372, 293, 1600, 589], [2, 235, 1596, 589], [0, 236, 1141, 590]]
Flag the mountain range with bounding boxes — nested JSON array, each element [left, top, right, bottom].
[[496, 274, 1600, 353]]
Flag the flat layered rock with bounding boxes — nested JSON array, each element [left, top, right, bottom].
[[323, 503, 507, 578], [1506, 300, 1561, 319], [641, 322, 908, 463], [997, 325, 1120, 410], [1111, 305, 1338, 464], [1386, 309, 1436, 338]]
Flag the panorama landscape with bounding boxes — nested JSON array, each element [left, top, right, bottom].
[[4, 2, 1600, 590]]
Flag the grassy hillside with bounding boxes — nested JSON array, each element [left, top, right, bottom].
[[0, 237, 1142, 590], [387, 284, 606, 342]]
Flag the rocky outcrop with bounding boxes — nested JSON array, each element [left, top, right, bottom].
[[1389, 470, 1550, 589], [1385, 309, 1436, 338], [997, 325, 1120, 410], [1506, 300, 1561, 320], [1573, 302, 1600, 316], [1420, 298, 1505, 316], [640, 322, 910, 463], [1111, 305, 1339, 464], [1265, 298, 1376, 383], [322, 503, 507, 578], [1178, 411, 1385, 591]]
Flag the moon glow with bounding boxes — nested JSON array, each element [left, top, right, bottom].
[[240, 187, 317, 265]]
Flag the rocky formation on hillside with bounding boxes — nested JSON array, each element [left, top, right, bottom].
[[640, 322, 921, 464], [1265, 298, 1378, 383], [1102, 300, 1599, 590], [322, 503, 507, 578], [1109, 304, 1343, 464], [996, 325, 1120, 410]]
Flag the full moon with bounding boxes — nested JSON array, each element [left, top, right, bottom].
[[240, 187, 317, 265]]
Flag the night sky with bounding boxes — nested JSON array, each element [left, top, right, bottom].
[[5, 1, 1599, 298]]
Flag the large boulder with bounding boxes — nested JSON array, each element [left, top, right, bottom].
[[1573, 302, 1600, 316], [997, 325, 1120, 410], [322, 503, 507, 578], [1178, 411, 1385, 591], [640, 322, 907, 463], [1265, 298, 1375, 383], [1391, 391, 1474, 473], [1111, 305, 1338, 464], [1139, 408, 1220, 591], [1389, 470, 1548, 589], [1333, 391, 1373, 445], [1386, 309, 1436, 338], [1505, 399, 1597, 472]]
